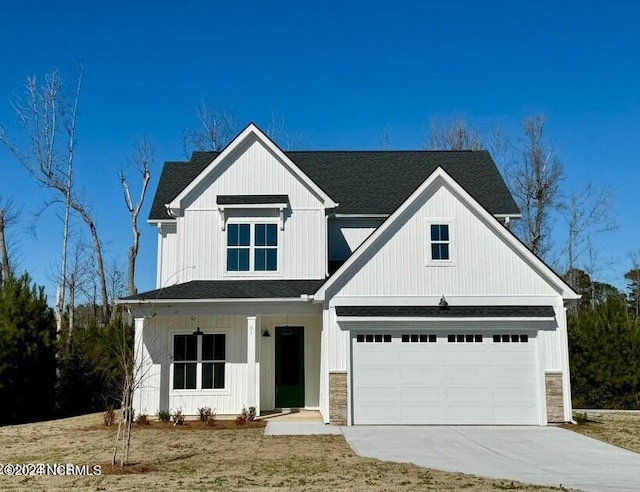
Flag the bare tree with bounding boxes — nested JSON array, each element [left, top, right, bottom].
[[266, 110, 306, 150], [182, 99, 236, 157], [0, 197, 18, 287], [424, 116, 484, 151], [380, 127, 391, 150], [564, 182, 616, 289], [0, 66, 111, 325], [120, 138, 152, 296], [506, 114, 563, 258], [626, 251, 640, 316]]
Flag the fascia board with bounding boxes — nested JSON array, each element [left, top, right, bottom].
[[167, 123, 337, 212], [336, 316, 556, 323], [315, 166, 579, 301]]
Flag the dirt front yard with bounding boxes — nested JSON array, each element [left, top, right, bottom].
[[563, 410, 640, 454], [0, 413, 567, 491]]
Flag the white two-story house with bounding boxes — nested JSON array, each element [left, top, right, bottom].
[[121, 123, 579, 426]]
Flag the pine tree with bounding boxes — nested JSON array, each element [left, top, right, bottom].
[[0, 274, 57, 423]]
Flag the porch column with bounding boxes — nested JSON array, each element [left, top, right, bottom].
[[247, 316, 259, 413]]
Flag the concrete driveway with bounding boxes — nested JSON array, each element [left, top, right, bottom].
[[342, 426, 640, 491]]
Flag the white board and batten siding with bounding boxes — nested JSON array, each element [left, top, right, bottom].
[[319, 179, 572, 424], [258, 315, 322, 411], [134, 315, 249, 416], [156, 136, 327, 287], [331, 184, 561, 298]]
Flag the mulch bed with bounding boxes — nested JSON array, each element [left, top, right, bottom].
[[85, 419, 266, 432]]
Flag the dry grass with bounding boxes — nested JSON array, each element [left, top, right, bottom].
[[0, 413, 564, 491], [562, 411, 640, 454]]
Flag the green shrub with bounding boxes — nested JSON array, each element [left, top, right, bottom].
[[158, 410, 171, 422]]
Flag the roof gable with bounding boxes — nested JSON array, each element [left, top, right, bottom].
[[314, 167, 579, 301], [164, 123, 337, 217], [149, 148, 519, 221]]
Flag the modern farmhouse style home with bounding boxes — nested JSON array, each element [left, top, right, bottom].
[[120, 123, 579, 426]]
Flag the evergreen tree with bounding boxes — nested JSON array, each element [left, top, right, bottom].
[[0, 274, 57, 423]]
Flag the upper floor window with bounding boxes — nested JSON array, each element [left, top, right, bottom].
[[227, 223, 278, 272], [430, 224, 450, 261]]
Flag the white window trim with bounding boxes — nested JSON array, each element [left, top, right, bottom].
[[224, 219, 282, 277], [426, 218, 455, 266], [169, 330, 230, 395]]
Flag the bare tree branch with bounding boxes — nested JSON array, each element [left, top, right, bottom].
[[424, 115, 484, 151], [120, 139, 152, 296], [0, 65, 111, 325], [181, 99, 236, 157], [505, 114, 564, 258]]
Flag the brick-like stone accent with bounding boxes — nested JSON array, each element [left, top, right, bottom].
[[329, 371, 348, 425], [545, 372, 565, 423]]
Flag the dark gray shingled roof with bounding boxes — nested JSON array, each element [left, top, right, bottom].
[[149, 150, 519, 220], [121, 279, 326, 301], [335, 306, 556, 318], [216, 194, 289, 205]]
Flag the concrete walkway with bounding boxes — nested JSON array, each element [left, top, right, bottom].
[[342, 426, 640, 492], [265, 421, 342, 435]]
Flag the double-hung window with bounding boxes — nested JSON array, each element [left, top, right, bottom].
[[430, 224, 450, 261], [173, 333, 226, 390], [227, 223, 278, 272]]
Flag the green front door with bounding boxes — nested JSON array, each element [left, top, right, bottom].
[[275, 326, 305, 408]]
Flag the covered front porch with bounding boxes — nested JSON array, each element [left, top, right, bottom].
[[128, 299, 322, 419]]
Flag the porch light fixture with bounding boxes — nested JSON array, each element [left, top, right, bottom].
[[192, 327, 204, 336], [262, 329, 271, 337], [439, 295, 449, 310]]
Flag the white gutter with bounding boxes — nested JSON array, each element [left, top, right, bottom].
[[116, 297, 314, 305], [336, 316, 556, 323], [332, 214, 389, 218]]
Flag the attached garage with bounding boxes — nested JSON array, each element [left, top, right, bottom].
[[339, 306, 556, 426]]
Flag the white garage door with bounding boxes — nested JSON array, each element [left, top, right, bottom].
[[351, 331, 541, 425]]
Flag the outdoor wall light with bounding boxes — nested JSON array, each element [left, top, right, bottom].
[[439, 295, 449, 309], [262, 330, 271, 337]]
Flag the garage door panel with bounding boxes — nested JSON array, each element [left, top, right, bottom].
[[445, 350, 490, 364], [352, 329, 541, 425]]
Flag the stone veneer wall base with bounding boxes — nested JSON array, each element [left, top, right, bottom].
[[329, 371, 347, 425], [545, 372, 565, 423]]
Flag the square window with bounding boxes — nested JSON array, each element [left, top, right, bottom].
[[419, 334, 428, 343], [227, 223, 250, 246], [173, 363, 196, 390], [431, 224, 449, 241], [365, 334, 373, 343], [520, 334, 528, 343], [502, 334, 510, 343], [174, 335, 197, 361], [448, 335, 455, 343], [255, 248, 277, 271], [511, 334, 520, 343], [374, 334, 383, 343], [202, 362, 225, 389], [429, 334, 437, 343], [383, 335, 392, 343], [411, 334, 419, 343], [402, 334, 410, 343], [475, 334, 483, 343], [227, 248, 250, 271], [456, 334, 464, 343], [493, 335, 501, 343], [465, 334, 474, 343], [357, 334, 364, 343]]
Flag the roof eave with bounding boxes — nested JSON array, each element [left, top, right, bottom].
[[117, 296, 315, 305]]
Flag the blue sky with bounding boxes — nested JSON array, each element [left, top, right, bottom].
[[0, 0, 638, 300]]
